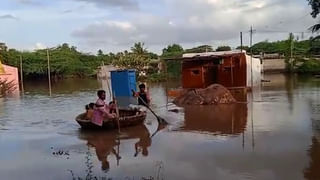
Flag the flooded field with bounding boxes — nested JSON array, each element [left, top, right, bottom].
[[0, 74, 319, 180]]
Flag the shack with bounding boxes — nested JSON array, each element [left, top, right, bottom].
[[179, 50, 261, 89], [166, 50, 262, 102]]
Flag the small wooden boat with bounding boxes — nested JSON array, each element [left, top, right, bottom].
[[75, 109, 146, 130]]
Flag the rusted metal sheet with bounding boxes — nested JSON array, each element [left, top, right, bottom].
[[181, 53, 248, 89], [182, 61, 207, 88]]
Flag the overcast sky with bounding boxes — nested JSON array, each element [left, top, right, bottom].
[[0, 0, 318, 54]]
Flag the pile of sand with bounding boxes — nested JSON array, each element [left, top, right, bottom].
[[173, 84, 236, 106]]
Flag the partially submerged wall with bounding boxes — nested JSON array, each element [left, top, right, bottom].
[[246, 55, 262, 88], [0, 64, 20, 95], [262, 59, 286, 73]]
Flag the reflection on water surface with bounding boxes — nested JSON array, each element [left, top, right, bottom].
[[0, 74, 319, 180]]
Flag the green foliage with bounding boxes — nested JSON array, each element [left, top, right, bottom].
[[113, 53, 150, 72], [166, 61, 181, 79], [216, 46, 231, 51], [131, 42, 148, 55], [97, 49, 103, 56], [307, 0, 320, 39], [185, 45, 213, 53], [161, 44, 184, 79], [250, 35, 320, 56], [113, 42, 152, 72], [163, 44, 183, 53], [161, 44, 184, 59], [250, 40, 288, 54], [307, 0, 320, 18], [147, 52, 158, 59], [297, 59, 320, 73], [0, 43, 106, 78], [147, 73, 167, 83], [2, 37, 319, 82], [236, 46, 250, 51], [310, 38, 320, 54]]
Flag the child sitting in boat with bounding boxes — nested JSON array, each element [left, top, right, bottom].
[[85, 103, 95, 120], [108, 101, 117, 114], [92, 90, 117, 126], [133, 83, 151, 107]]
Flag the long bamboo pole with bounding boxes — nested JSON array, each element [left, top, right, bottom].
[[113, 91, 121, 133], [250, 26, 254, 89]]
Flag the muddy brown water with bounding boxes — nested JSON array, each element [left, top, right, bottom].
[[0, 74, 319, 180]]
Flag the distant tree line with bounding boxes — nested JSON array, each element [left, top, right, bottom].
[[1, 34, 320, 81], [0, 42, 235, 80], [249, 37, 320, 56]]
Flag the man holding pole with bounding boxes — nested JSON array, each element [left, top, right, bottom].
[[133, 84, 151, 107]]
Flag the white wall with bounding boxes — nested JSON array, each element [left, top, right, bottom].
[[246, 55, 262, 88]]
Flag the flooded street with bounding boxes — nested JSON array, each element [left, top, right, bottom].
[[0, 74, 319, 180]]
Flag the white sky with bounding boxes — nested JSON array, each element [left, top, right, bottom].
[[0, 0, 318, 54]]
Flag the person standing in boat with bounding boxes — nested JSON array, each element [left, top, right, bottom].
[[133, 83, 151, 107], [92, 90, 117, 126]]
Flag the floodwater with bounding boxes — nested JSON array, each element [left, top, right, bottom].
[[0, 74, 319, 180]]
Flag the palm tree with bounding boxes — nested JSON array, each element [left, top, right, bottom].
[[307, 0, 320, 39], [131, 42, 148, 55], [310, 22, 320, 40]]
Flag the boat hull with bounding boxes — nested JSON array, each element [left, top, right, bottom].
[[75, 109, 146, 130]]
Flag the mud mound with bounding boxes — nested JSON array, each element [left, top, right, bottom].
[[173, 84, 236, 106]]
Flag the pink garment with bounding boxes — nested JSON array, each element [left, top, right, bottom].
[[91, 99, 109, 126]]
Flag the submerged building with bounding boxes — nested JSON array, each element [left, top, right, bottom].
[[166, 50, 262, 102], [0, 60, 20, 96], [179, 50, 262, 89]]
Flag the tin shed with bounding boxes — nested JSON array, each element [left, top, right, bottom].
[[179, 50, 261, 89]]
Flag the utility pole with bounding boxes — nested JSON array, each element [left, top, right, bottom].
[[250, 26, 253, 54], [249, 26, 254, 89], [19, 55, 24, 93], [249, 26, 255, 151], [290, 33, 294, 72], [47, 49, 52, 96], [240, 32, 243, 52]]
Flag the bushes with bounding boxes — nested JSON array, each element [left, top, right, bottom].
[[147, 73, 167, 82], [296, 59, 320, 73]]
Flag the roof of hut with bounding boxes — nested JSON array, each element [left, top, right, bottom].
[[165, 50, 246, 61]]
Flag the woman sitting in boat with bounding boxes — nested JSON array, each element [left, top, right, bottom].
[[92, 90, 117, 126]]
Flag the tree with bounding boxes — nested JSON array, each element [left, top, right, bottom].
[[147, 52, 158, 59], [236, 46, 250, 51], [131, 42, 148, 55], [161, 44, 184, 58], [113, 53, 149, 72], [309, 37, 320, 54], [185, 45, 213, 53], [162, 44, 183, 54], [307, 0, 320, 18], [307, 0, 320, 38], [216, 46, 231, 51], [97, 49, 104, 56], [0, 43, 9, 64]]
